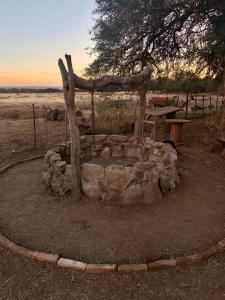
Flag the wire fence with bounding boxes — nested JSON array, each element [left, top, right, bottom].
[[0, 92, 224, 164]]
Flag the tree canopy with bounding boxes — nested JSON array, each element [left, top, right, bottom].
[[87, 0, 225, 87]]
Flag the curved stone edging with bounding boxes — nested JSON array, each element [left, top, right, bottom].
[[0, 157, 225, 273]]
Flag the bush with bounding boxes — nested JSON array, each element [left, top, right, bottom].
[[96, 96, 135, 132]]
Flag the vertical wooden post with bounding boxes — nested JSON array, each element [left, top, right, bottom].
[[58, 55, 81, 202], [202, 95, 205, 115], [91, 91, 96, 145], [134, 79, 149, 137], [185, 94, 189, 119], [32, 104, 37, 150], [194, 95, 197, 119], [209, 95, 212, 112], [65, 112, 68, 143]]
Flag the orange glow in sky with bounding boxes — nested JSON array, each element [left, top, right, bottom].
[[0, 0, 95, 86]]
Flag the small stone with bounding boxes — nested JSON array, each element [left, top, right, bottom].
[[122, 184, 144, 205], [53, 161, 67, 174], [50, 175, 64, 195], [142, 182, 162, 205], [58, 258, 86, 271], [44, 150, 55, 163], [148, 259, 176, 271], [123, 145, 142, 159], [86, 264, 117, 273], [109, 135, 129, 143], [221, 148, 225, 158], [111, 145, 123, 157], [49, 153, 62, 166], [82, 179, 102, 201], [118, 264, 148, 273], [100, 147, 111, 158], [86, 134, 107, 143], [105, 165, 130, 191], [159, 174, 171, 194], [81, 163, 105, 180], [134, 162, 156, 171], [41, 171, 51, 187]]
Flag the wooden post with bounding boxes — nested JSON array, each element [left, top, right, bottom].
[[134, 79, 149, 137], [209, 95, 212, 112], [202, 95, 205, 115], [32, 104, 37, 150], [58, 55, 81, 201], [194, 95, 197, 119], [91, 91, 96, 145], [185, 94, 189, 119]]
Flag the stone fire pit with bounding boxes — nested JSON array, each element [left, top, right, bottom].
[[42, 135, 179, 205]]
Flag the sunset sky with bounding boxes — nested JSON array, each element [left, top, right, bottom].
[[0, 0, 96, 86]]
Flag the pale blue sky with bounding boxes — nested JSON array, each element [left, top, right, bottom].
[[0, 0, 96, 85]]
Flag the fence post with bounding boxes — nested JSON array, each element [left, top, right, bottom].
[[185, 94, 189, 119], [32, 104, 37, 150], [194, 95, 197, 119], [65, 112, 68, 143], [202, 95, 205, 116]]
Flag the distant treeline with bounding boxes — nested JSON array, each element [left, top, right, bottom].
[[0, 88, 62, 93], [149, 77, 220, 93]]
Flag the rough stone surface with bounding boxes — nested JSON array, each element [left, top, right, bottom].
[[81, 163, 105, 180], [122, 184, 144, 205], [42, 135, 179, 205], [82, 179, 102, 201], [105, 165, 130, 191], [100, 147, 111, 158], [111, 145, 123, 157], [142, 182, 162, 205], [109, 135, 129, 143]]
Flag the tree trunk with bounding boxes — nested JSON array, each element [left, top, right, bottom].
[[219, 67, 225, 128], [134, 78, 150, 137], [58, 55, 81, 201]]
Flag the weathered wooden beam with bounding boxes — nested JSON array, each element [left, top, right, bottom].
[[61, 66, 153, 91], [58, 55, 81, 201]]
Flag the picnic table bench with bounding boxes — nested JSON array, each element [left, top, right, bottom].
[[143, 106, 182, 139]]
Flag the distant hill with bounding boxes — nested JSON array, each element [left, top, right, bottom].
[[0, 87, 62, 93]]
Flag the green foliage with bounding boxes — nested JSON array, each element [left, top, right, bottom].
[[87, 0, 225, 88], [149, 72, 219, 93], [96, 95, 134, 132]]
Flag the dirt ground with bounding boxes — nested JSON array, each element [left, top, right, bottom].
[[1, 248, 225, 300], [0, 153, 225, 265], [0, 93, 225, 299]]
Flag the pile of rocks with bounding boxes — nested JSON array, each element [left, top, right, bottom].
[[42, 135, 180, 206]]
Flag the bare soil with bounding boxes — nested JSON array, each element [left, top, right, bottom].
[[0, 93, 225, 299], [0, 151, 224, 265]]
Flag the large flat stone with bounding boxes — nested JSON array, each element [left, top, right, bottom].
[[122, 184, 144, 205], [81, 163, 105, 180], [82, 179, 102, 201], [105, 165, 130, 191]]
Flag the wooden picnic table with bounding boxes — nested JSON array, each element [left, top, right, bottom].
[[144, 106, 182, 119], [143, 106, 182, 139]]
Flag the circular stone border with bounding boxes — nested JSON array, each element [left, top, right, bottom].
[[0, 156, 225, 273]]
